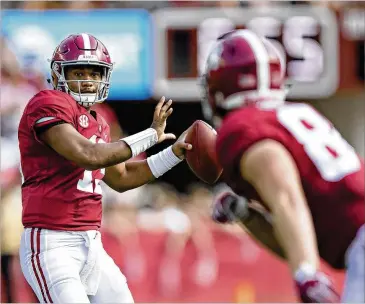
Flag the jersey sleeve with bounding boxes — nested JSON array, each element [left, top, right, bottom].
[[26, 92, 77, 143], [217, 121, 254, 175], [216, 111, 282, 177]]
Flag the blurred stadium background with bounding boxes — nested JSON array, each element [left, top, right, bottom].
[[1, 0, 364, 302]]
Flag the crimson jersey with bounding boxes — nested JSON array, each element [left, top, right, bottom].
[[216, 101, 365, 269], [18, 90, 111, 231]]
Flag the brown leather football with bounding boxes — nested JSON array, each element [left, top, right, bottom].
[[185, 120, 223, 184]]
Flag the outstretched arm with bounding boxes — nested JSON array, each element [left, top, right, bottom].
[[239, 139, 320, 272], [213, 191, 285, 259], [238, 201, 286, 259], [38, 97, 175, 170]]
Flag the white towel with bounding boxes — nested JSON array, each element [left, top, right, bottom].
[[80, 231, 102, 296]]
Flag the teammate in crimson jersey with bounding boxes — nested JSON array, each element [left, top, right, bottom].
[[202, 30, 364, 303], [18, 33, 192, 303]]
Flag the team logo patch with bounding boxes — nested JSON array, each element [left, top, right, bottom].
[[79, 115, 89, 128]]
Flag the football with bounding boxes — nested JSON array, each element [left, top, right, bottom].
[[185, 120, 223, 184]]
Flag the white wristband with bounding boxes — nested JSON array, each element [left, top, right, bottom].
[[121, 128, 158, 157], [147, 146, 183, 178]]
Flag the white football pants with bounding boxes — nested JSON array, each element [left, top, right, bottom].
[[19, 228, 134, 303], [342, 224, 365, 303]]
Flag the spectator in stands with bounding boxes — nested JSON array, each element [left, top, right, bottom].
[[101, 184, 147, 284], [1, 36, 38, 189], [20, 0, 106, 10], [0, 36, 39, 303], [177, 185, 219, 289]]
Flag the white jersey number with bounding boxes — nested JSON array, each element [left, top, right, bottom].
[[77, 135, 105, 194], [277, 104, 360, 182]]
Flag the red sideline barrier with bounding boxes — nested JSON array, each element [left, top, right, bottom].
[[1, 228, 344, 303]]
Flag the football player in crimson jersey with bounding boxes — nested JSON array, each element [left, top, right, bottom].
[[18, 33, 192, 303], [202, 30, 364, 303]]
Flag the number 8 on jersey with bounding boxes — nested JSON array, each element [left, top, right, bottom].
[[277, 104, 360, 182]]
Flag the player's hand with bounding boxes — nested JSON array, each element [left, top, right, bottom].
[[295, 267, 340, 303], [151, 96, 176, 143], [212, 191, 249, 223], [171, 128, 193, 160]]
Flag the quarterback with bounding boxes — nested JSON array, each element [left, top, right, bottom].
[[206, 30, 364, 303], [18, 33, 191, 303]]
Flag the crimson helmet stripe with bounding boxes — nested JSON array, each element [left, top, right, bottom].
[[262, 37, 286, 80], [81, 33, 92, 55], [232, 30, 270, 93]]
